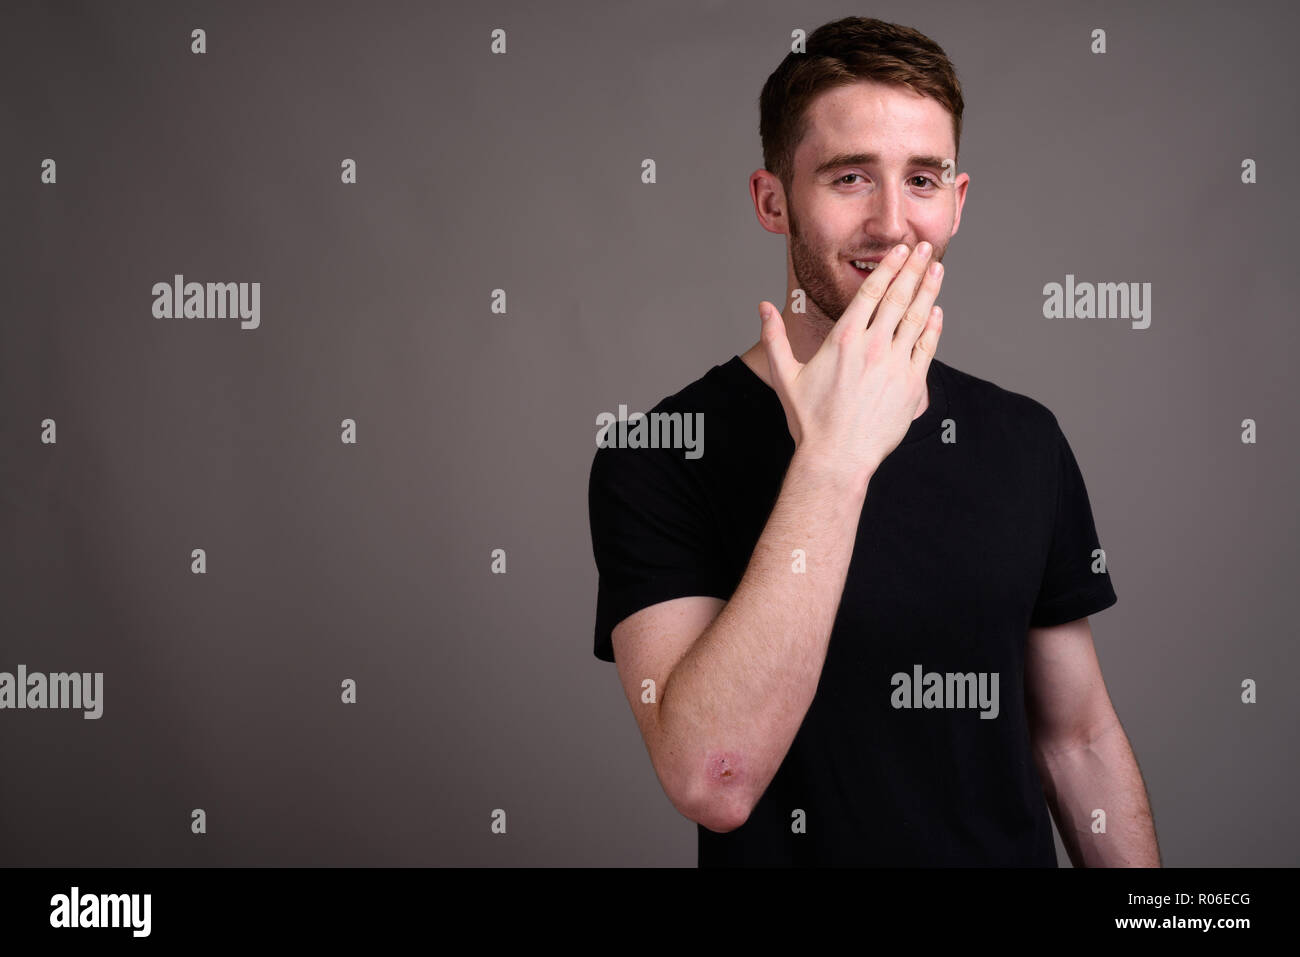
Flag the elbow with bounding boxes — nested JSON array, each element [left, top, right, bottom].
[[650, 723, 754, 832], [696, 795, 752, 833], [672, 767, 754, 833]]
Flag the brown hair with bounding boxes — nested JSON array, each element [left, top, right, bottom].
[[759, 17, 965, 196]]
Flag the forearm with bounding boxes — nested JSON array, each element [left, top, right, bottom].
[[1034, 718, 1161, 867], [659, 446, 869, 828]]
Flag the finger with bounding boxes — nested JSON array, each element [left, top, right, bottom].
[[868, 240, 934, 344], [911, 305, 943, 370], [759, 301, 799, 394], [893, 259, 943, 351], [839, 242, 910, 346]]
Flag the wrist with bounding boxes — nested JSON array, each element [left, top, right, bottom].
[[789, 444, 873, 502]]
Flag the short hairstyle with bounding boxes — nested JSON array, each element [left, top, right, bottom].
[[759, 16, 965, 196]]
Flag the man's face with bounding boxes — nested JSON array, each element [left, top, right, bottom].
[[784, 80, 969, 323]]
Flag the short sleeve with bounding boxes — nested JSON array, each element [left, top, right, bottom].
[[588, 443, 731, 662], [1029, 419, 1118, 628]]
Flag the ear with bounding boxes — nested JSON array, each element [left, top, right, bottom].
[[750, 169, 791, 236]]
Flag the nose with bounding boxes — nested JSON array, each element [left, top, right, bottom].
[[866, 179, 907, 250]]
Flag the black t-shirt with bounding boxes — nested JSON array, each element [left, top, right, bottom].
[[587, 354, 1118, 866]]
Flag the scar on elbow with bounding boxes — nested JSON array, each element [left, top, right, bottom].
[[707, 752, 741, 784]]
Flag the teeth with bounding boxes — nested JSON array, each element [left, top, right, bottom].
[[852, 260, 878, 270]]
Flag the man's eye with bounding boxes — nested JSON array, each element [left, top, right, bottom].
[[838, 174, 936, 188]]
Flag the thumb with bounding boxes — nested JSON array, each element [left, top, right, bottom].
[[759, 301, 798, 393]]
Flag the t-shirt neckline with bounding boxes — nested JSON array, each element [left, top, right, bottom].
[[721, 351, 949, 447]]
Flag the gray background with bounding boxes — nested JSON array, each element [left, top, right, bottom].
[[2, 0, 1296, 866]]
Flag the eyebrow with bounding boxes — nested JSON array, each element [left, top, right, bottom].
[[812, 152, 951, 177]]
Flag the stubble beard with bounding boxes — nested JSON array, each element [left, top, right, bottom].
[[787, 200, 851, 330]]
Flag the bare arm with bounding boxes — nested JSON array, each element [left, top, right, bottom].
[[610, 452, 866, 833], [660, 449, 868, 830], [1037, 718, 1160, 867], [612, 241, 945, 832], [1026, 617, 1161, 866]]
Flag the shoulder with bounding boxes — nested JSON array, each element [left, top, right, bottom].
[[937, 359, 1060, 439], [648, 358, 745, 416], [589, 357, 737, 482]]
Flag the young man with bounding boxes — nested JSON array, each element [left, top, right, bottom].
[[587, 16, 1159, 867]]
